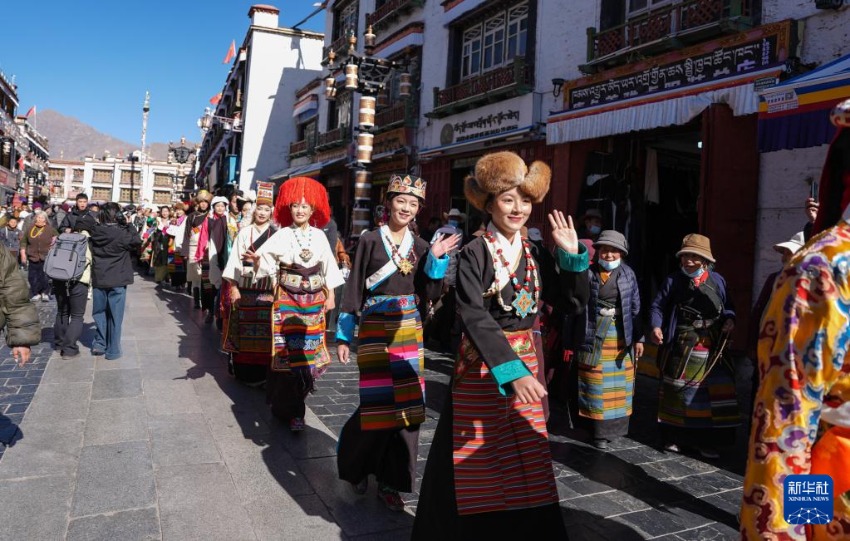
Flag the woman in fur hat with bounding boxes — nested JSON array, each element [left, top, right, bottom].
[[413, 151, 590, 538], [335, 174, 460, 512], [221, 182, 277, 385], [245, 177, 344, 431], [183, 190, 212, 309]]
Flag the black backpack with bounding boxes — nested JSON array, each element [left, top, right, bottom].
[[44, 233, 88, 281]]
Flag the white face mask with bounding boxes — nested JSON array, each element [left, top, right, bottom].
[[598, 258, 621, 271]]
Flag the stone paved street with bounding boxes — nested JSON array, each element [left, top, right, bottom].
[[0, 273, 753, 540]]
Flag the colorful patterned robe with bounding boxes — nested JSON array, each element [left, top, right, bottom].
[[741, 218, 850, 540]]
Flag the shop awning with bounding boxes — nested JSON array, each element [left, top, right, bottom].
[[268, 157, 346, 181], [547, 67, 780, 145], [757, 53, 850, 152], [419, 125, 534, 159]]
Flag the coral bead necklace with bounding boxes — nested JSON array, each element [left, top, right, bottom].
[[484, 232, 540, 318]]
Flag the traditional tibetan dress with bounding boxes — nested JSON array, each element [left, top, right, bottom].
[[576, 262, 642, 441], [166, 216, 187, 288], [184, 212, 208, 306], [335, 225, 448, 493], [221, 223, 275, 383], [412, 225, 589, 538], [219, 212, 242, 322], [256, 225, 344, 421], [650, 271, 739, 449], [741, 210, 850, 540], [150, 219, 170, 283]]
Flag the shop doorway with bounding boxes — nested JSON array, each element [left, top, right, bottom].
[[575, 122, 703, 307]]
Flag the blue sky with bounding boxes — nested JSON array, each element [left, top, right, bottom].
[[0, 1, 324, 145]]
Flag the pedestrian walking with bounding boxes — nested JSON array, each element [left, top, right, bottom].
[[0, 216, 23, 259], [650, 233, 738, 459], [247, 177, 344, 431], [20, 210, 57, 301], [196, 196, 228, 324], [183, 190, 212, 309], [77, 203, 141, 360], [571, 230, 642, 450], [52, 225, 92, 359], [143, 206, 172, 286], [167, 203, 188, 290], [59, 192, 91, 233], [0, 217, 40, 366], [221, 182, 276, 384], [336, 174, 458, 512], [411, 152, 587, 538], [741, 100, 850, 540]]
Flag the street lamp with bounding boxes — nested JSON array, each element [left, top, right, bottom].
[[127, 152, 140, 206], [168, 138, 196, 202], [323, 25, 411, 237]]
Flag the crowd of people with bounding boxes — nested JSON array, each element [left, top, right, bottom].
[[0, 99, 848, 539]]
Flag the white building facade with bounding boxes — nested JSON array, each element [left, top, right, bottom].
[[196, 4, 324, 194]]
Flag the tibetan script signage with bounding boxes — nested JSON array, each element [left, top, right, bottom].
[[566, 21, 793, 111], [442, 110, 521, 144]]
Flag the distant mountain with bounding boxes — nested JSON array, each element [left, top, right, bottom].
[[35, 109, 195, 162]]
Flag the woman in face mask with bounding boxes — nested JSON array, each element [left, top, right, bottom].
[[649, 234, 737, 459], [574, 230, 643, 450]]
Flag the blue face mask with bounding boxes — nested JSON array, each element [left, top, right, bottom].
[[588, 225, 602, 235], [681, 265, 705, 279], [598, 258, 621, 271], [448, 219, 460, 228]]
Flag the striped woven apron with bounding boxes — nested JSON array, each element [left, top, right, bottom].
[[578, 311, 635, 420], [270, 281, 330, 384], [356, 294, 425, 431], [452, 330, 558, 515], [222, 276, 274, 366]]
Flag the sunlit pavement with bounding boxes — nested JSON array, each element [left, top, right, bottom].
[[0, 272, 750, 540]]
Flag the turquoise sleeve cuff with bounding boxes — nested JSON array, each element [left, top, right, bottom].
[[557, 243, 589, 273], [490, 359, 533, 396], [424, 251, 449, 280], [336, 312, 357, 343]]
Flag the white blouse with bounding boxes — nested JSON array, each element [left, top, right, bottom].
[[255, 225, 345, 290], [222, 223, 274, 286]]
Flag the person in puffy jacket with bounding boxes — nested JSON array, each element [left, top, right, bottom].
[[76, 203, 141, 360], [0, 214, 40, 366]]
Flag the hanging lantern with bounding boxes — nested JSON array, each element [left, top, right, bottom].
[[399, 72, 412, 98], [364, 25, 376, 50], [358, 96, 376, 130], [356, 132, 374, 164], [345, 63, 359, 90]]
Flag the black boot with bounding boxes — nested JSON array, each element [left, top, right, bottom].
[[192, 287, 201, 309]]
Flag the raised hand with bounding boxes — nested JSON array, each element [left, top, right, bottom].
[[548, 211, 579, 254], [430, 233, 462, 258]]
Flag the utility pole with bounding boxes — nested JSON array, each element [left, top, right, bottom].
[[141, 91, 150, 162]]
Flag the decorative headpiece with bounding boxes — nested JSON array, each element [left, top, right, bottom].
[[275, 176, 331, 228], [255, 181, 274, 208], [464, 151, 551, 211], [387, 175, 426, 201], [194, 189, 212, 203]]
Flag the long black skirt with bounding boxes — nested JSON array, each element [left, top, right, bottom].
[[412, 393, 568, 540], [337, 407, 419, 493]]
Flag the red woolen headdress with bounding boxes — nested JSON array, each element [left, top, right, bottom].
[[275, 176, 331, 228]]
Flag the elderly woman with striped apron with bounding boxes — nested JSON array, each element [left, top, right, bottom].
[[575, 230, 643, 450], [650, 233, 738, 460], [413, 152, 590, 539], [336, 174, 459, 512]]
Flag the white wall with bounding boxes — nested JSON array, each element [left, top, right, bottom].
[[754, 3, 850, 297], [240, 29, 324, 191]]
